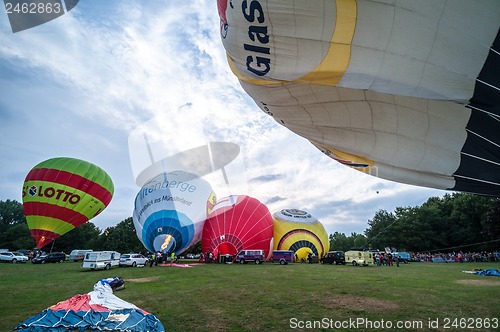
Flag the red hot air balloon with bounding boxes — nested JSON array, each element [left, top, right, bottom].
[[202, 195, 274, 260]]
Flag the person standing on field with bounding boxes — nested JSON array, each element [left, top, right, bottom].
[[149, 253, 155, 267]]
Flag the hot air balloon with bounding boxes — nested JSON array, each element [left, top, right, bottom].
[[273, 209, 329, 262], [202, 195, 274, 260], [22, 157, 114, 249], [218, 0, 500, 195], [133, 171, 216, 255]]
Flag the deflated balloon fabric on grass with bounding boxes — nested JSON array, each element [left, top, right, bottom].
[[15, 278, 165, 332]]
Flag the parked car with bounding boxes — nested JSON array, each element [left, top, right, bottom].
[[235, 250, 265, 264], [0, 251, 29, 263], [320, 251, 346, 265], [32, 252, 66, 264], [119, 253, 149, 267], [69, 249, 93, 262], [17, 249, 33, 259]]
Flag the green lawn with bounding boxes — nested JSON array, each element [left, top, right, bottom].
[[1, 261, 499, 331]]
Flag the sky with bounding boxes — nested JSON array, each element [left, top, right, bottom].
[[0, 0, 448, 237]]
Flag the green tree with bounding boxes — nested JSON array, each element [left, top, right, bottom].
[[351, 232, 367, 249], [329, 232, 350, 251], [329, 232, 367, 252], [94, 217, 146, 253], [0, 200, 30, 249], [183, 241, 202, 255], [364, 193, 498, 252], [364, 209, 397, 249], [1, 223, 35, 250], [483, 198, 500, 249], [0, 199, 25, 226], [47, 223, 101, 253]]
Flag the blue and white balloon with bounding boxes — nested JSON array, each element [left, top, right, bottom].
[[133, 171, 216, 255]]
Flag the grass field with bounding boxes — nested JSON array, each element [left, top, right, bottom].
[[1, 260, 499, 331]]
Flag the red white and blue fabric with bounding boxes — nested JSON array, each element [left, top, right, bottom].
[[16, 278, 165, 332]]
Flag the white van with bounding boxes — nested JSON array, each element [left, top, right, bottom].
[[81, 251, 121, 270], [345, 250, 374, 266], [69, 249, 93, 262]]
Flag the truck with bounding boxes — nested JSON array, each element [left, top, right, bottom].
[[81, 251, 121, 270], [271, 250, 294, 265], [345, 250, 374, 266]]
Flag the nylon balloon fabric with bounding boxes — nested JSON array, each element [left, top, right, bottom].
[[218, 0, 500, 195], [202, 195, 274, 258], [22, 157, 114, 249]]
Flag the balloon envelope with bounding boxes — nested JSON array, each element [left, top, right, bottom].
[[202, 195, 274, 258], [134, 142, 240, 187], [218, 0, 500, 195], [133, 171, 216, 255], [22, 157, 114, 248], [273, 209, 329, 261]]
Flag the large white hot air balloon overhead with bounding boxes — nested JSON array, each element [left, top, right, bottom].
[[218, 0, 500, 195]]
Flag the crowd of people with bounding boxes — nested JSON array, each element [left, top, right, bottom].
[[369, 250, 499, 266], [412, 251, 500, 263]]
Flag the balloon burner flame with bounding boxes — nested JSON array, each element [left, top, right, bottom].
[[161, 235, 172, 251]]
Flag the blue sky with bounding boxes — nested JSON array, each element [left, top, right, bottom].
[[0, 0, 447, 236]]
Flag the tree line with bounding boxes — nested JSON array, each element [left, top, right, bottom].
[[0, 192, 498, 254], [329, 193, 499, 253]]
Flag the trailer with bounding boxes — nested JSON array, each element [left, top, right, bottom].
[[271, 250, 294, 265], [345, 250, 374, 266], [81, 251, 121, 270]]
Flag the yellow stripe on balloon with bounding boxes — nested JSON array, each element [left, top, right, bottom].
[[27, 216, 75, 235], [229, 0, 357, 86], [297, 0, 356, 85], [317, 145, 375, 168], [23, 180, 107, 219]]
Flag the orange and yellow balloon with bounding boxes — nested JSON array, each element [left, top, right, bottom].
[[22, 157, 114, 248]]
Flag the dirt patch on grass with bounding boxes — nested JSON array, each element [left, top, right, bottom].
[[456, 279, 500, 286], [323, 295, 399, 311], [201, 308, 230, 331], [125, 276, 160, 283]]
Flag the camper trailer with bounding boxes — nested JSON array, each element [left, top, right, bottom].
[[81, 251, 121, 270], [345, 250, 374, 266]]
